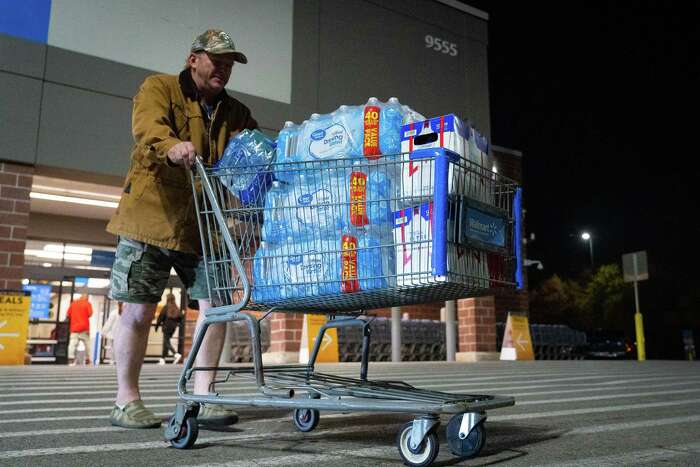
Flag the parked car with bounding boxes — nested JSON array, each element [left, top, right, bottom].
[[585, 330, 636, 359]]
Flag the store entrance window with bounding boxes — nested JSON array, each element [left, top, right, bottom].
[[23, 238, 187, 364]]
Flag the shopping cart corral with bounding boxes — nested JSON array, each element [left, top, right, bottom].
[[165, 148, 522, 466]]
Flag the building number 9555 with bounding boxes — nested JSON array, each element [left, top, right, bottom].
[[425, 34, 458, 56]]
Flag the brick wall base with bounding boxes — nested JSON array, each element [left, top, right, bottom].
[[458, 296, 497, 353], [0, 162, 33, 290], [262, 312, 303, 363], [372, 303, 442, 320]]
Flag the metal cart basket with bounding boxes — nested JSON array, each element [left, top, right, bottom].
[[165, 148, 522, 466]]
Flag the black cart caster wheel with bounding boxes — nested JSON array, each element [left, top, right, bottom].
[[292, 408, 319, 432], [396, 421, 439, 467], [168, 415, 199, 449], [446, 414, 485, 458]]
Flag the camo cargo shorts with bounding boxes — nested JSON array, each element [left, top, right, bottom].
[[109, 237, 210, 304]]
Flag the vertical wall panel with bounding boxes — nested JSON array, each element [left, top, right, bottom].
[[318, 0, 485, 122], [0, 73, 43, 164], [464, 39, 491, 136], [44, 47, 150, 99], [36, 83, 132, 176], [0, 33, 46, 78], [47, 0, 293, 104]]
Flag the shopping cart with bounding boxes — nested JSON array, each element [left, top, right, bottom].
[[165, 148, 522, 466]]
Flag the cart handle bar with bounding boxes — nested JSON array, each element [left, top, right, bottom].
[[190, 155, 251, 315]]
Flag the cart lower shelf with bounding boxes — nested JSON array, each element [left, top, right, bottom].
[[166, 312, 515, 466], [184, 364, 514, 414]]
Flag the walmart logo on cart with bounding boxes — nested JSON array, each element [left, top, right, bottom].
[[467, 208, 506, 247], [471, 218, 499, 236]]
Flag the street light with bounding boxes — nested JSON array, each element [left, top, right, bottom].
[[581, 232, 594, 269], [524, 259, 544, 270]]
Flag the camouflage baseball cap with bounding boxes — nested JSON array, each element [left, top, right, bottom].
[[190, 29, 248, 64]]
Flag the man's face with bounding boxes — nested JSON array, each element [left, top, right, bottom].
[[189, 52, 235, 97]]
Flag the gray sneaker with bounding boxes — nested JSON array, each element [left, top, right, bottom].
[[110, 400, 162, 429], [198, 404, 239, 426]]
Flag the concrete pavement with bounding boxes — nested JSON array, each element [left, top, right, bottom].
[[1, 360, 699, 466]]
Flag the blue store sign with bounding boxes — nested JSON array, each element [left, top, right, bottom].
[[91, 250, 116, 268], [22, 284, 52, 320]]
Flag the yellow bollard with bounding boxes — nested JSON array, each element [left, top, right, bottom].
[[634, 312, 646, 361]]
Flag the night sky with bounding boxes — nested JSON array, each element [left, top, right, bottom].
[[463, 1, 699, 354]]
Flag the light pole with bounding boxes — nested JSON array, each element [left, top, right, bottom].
[[581, 232, 594, 269]]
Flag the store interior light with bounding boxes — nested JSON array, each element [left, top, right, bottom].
[[87, 278, 111, 288], [42, 263, 52, 268], [31, 184, 121, 201], [30, 192, 119, 208], [67, 246, 93, 255], [24, 249, 92, 262], [43, 244, 93, 255]]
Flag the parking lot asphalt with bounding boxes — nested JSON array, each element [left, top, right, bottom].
[[1, 360, 699, 466]]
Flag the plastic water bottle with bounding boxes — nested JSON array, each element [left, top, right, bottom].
[[401, 104, 424, 125], [275, 121, 299, 183], [262, 181, 289, 244], [253, 242, 269, 302], [348, 160, 393, 227], [379, 97, 404, 155], [282, 237, 340, 298], [337, 105, 365, 156], [341, 225, 394, 292], [367, 167, 393, 225], [217, 129, 275, 191], [253, 242, 289, 302], [287, 172, 348, 240]]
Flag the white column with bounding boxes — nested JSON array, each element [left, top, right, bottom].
[[391, 306, 402, 362], [219, 321, 234, 364], [445, 300, 457, 361]]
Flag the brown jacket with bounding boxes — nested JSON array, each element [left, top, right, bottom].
[[107, 69, 257, 253]]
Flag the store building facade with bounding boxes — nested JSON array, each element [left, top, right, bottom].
[[0, 0, 526, 364]]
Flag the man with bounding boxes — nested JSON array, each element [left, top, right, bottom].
[[66, 294, 93, 365], [106, 29, 257, 429]]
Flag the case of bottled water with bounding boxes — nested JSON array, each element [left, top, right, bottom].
[[275, 98, 422, 169], [252, 98, 427, 302], [254, 238, 342, 301], [215, 129, 276, 206]]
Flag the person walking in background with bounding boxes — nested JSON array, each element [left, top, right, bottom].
[[101, 302, 123, 365], [66, 294, 93, 366], [155, 294, 183, 365]]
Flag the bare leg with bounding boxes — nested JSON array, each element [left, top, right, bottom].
[[193, 299, 226, 395], [114, 302, 157, 406]]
